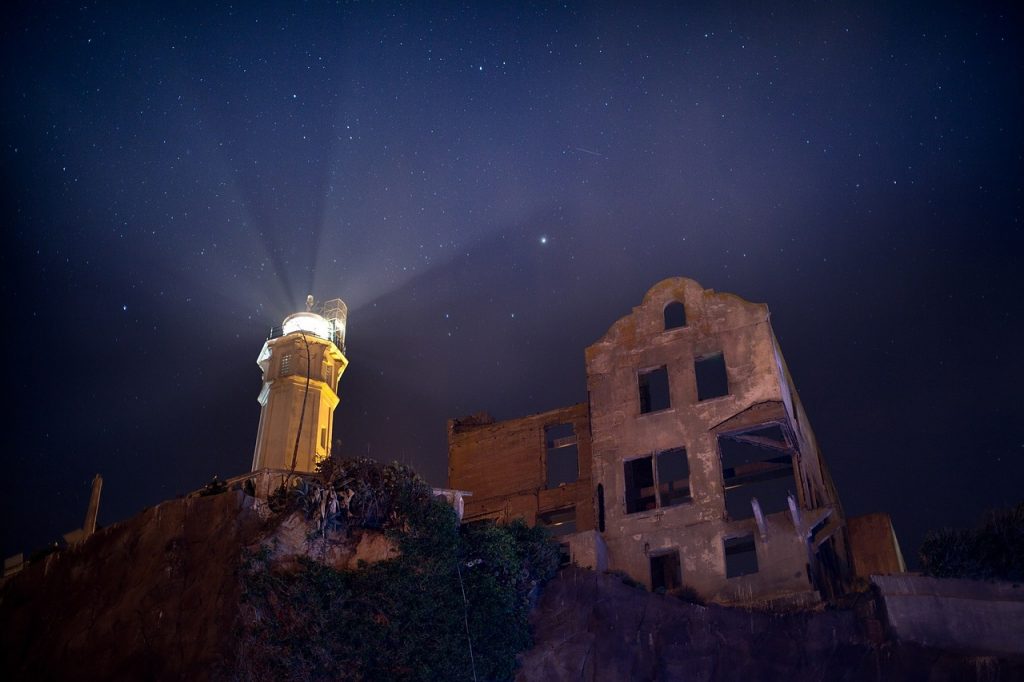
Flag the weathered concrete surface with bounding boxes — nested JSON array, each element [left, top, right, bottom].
[[0, 490, 391, 681], [584, 277, 850, 604], [566, 529, 609, 571], [873, 575, 1024, 657], [517, 568, 1024, 682]]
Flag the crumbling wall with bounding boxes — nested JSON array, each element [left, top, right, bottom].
[[447, 403, 594, 533], [585, 278, 847, 605]]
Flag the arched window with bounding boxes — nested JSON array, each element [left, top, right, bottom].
[[664, 301, 686, 330]]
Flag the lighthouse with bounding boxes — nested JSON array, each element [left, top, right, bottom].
[[251, 296, 349, 473]]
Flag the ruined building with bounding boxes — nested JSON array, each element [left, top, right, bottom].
[[449, 277, 902, 607]]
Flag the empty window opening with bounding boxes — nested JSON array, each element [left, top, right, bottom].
[[625, 449, 692, 515], [597, 483, 606, 533], [538, 507, 577, 537], [624, 457, 656, 514], [638, 366, 671, 414], [650, 551, 682, 592], [664, 301, 687, 330], [719, 423, 796, 520], [725, 535, 759, 578], [320, 427, 327, 450], [657, 448, 691, 507], [545, 423, 579, 488], [812, 537, 844, 601], [695, 352, 728, 401]]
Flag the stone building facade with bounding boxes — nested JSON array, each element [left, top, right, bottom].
[[449, 277, 877, 607]]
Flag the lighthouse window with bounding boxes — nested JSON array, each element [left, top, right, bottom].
[[280, 353, 293, 376]]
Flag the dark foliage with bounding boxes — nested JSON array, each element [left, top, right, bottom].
[[238, 457, 560, 681], [919, 502, 1024, 581], [674, 584, 705, 605]]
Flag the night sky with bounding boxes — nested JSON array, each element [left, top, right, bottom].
[[2, 2, 1021, 567]]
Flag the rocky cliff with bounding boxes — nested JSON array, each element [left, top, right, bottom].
[[2, 491, 1021, 681], [0, 490, 394, 680], [518, 567, 1024, 681]]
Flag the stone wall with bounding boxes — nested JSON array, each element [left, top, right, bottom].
[[873, 574, 1024, 657]]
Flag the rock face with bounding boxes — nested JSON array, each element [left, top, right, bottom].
[[2, 497, 1021, 681], [516, 568, 1024, 682], [0, 490, 392, 681]]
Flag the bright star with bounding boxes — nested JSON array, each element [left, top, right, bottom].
[[539, 235, 548, 245]]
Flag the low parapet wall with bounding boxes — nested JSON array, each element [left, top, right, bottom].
[[873, 574, 1024, 657]]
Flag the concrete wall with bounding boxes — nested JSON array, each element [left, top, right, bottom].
[[447, 403, 595, 532], [566, 530, 609, 572], [585, 277, 847, 604], [873, 575, 1024, 656]]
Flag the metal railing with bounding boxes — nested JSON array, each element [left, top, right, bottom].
[[268, 326, 345, 352]]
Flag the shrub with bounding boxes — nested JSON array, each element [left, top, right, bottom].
[[237, 457, 560, 681], [919, 502, 1024, 581], [673, 584, 704, 605]]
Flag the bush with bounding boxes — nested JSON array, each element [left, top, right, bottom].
[[673, 584, 704, 605], [919, 502, 1024, 581], [237, 458, 561, 681]]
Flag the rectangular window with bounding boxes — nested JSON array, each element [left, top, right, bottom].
[[625, 449, 692, 515], [650, 551, 682, 592], [719, 424, 795, 520], [280, 353, 293, 376], [538, 507, 577, 537], [544, 423, 579, 488], [656, 448, 691, 507], [320, 427, 327, 450], [624, 457, 656, 514], [695, 353, 728, 401], [725, 535, 759, 578], [638, 366, 671, 413]]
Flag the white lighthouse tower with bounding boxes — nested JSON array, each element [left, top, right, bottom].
[[251, 296, 349, 473]]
